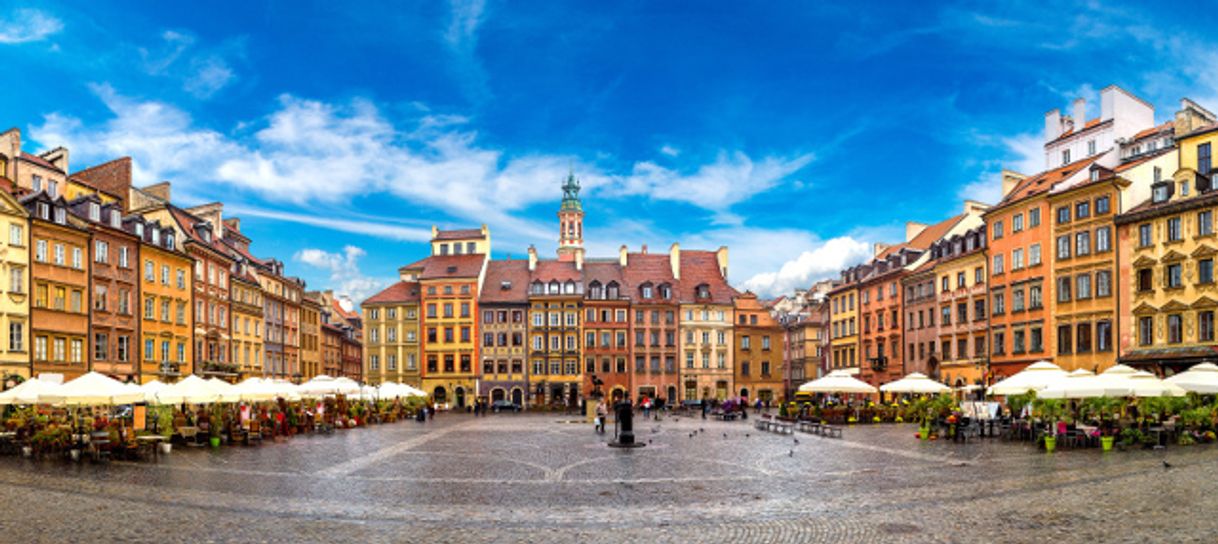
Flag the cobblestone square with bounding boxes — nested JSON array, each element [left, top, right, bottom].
[[0, 413, 1213, 543]]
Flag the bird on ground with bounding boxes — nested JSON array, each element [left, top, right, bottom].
[[723, 433, 728, 439], [789, 450, 794, 457], [794, 438, 800, 444], [1163, 460, 1173, 469], [745, 433, 750, 438]]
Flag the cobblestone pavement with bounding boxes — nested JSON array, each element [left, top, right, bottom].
[[0, 413, 1215, 542]]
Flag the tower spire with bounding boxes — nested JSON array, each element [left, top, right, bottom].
[[556, 170, 585, 262]]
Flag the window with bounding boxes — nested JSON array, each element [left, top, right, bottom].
[[1013, 330, 1025, 354], [1201, 311, 1216, 342], [1139, 223, 1153, 247], [1012, 288, 1025, 312], [8, 224, 20, 246], [8, 322, 21, 352], [1029, 243, 1041, 266], [1168, 314, 1183, 344], [1057, 325, 1071, 355], [993, 331, 1005, 355], [1168, 217, 1182, 242], [1056, 235, 1071, 259], [1096, 270, 1112, 297], [1062, 149, 1070, 165], [9, 268, 21, 294], [1200, 142, 1213, 176], [1076, 274, 1092, 299], [1153, 183, 1171, 203], [993, 292, 1005, 314], [1011, 213, 1024, 232], [1057, 276, 1071, 302], [1095, 196, 1110, 215], [1075, 231, 1090, 256], [53, 243, 63, 265], [992, 220, 1004, 239], [992, 254, 1004, 275], [1139, 316, 1154, 346], [1202, 259, 1216, 284], [1096, 227, 1111, 252], [72, 248, 81, 269], [1076, 323, 1092, 353], [1202, 211, 1215, 236], [35, 240, 45, 262], [1137, 268, 1153, 292], [1167, 263, 1183, 288], [1010, 248, 1023, 270], [1029, 208, 1041, 227], [1057, 206, 1070, 224], [1031, 327, 1043, 352]]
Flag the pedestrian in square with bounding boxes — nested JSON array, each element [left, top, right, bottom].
[[595, 400, 607, 434]]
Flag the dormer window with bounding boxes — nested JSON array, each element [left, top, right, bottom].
[[134, 223, 144, 238], [1152, 182, 1172, 204], [151, 227, 161, 245], [200, 228, 211, 243], [37, 203, 49, 220], [659, 284, 672, 299], [165, 233, 174, 248], [88, 203, 100, 222], [641, 284, 653, 299], [696, 284, 710, 299], [606, 281, 619, 299], [47, 180, 58, 197], [110, 210, 121, 228], [589, 281, 603, 299], [53, 207, 65, 225], [563, 280, 576, 294], [1090, 169, 1099, 182], [548, 280, 559, 295]]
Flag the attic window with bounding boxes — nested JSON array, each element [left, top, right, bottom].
[[134, 223, 144, 237], [501, 281, 511, 290], [151, 227, 161, 245], [37, 203, 49, 220], [88, 203, 100, 222], [109, 210, 121, 228], [659, 284, 672, 299], [1090, 169, 1099, 182], [200, 228, 211, 242], [165, 233, 175, 248], [696, 285, 710, 299], [446, 266, 458, 273], [53, 207, 65, 225]]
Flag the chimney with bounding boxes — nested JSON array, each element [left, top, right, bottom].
[[669, 243, 680, 280], [963, 200, 991, 215], [1175, 98, 1218, 138], [905, 222, 927, 243], [873, 243, 891, 257], [575, 248, 584, 271], [142, 181, 172, 203], [527, 245, 538, 271], [641, 244, 648, 255], [619, 245, 628, 267], [1073, 98, 1086, 129], [1001, 170, 1026, 198], [1100, 86, 1115, 122], [716, 246, 729, 279], [1044, 108, 1062, 142], [41, 146, 68, 173]]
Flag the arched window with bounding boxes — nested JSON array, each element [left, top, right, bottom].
[[588, 281, 603, 299], [640, 282, 654, 299], [530, 281, 544, 295], [606, 281, 619, 299], [548, 281, 560, 294], [564, 280, 576, 294], [659, 283, 672, 299]]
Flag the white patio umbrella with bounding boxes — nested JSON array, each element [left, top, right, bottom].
[[0, 378, 62, 405], [41, 371, 145, 406], [1165, 362, 1218, 394], [1039, 370, 1131, 399], [234, 378, 280, 402], [1127, 371, 1186, 397], [299, 375, 342, 397], [798, 370, 878, 394], [879, 373, 951, 394], [154, 375, 220, 405], [206, 378, 242, 402], [331, 377, 361, 396], [986, 361, 1067, 396], [269, 379, 302, 401]]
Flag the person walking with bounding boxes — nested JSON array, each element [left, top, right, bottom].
[[595, 400, 608, 434]]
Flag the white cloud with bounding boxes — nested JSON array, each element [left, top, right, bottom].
[[293, 245, 392, 303], [139, 30, 238, 98], [444, 0, 490, 101], [659, 144, 680, 157], [956, 131, 1042, 205], [610, 150, 815, 214], [739, 236, 873, 297], [226, 205, 434, 242], [0, 9, 63, 44], [184, 55, 235, 99]]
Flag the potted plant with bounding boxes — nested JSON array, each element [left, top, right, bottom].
[[156, 406, 175, 454], [209, 405, 223, 448], [1080, 397, 1122, 452], [1032, 398, 1065, 453]]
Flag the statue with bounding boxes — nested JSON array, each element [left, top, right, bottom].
[[608, 397, 645, 449]]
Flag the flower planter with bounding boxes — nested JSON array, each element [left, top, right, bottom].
[[1100, 436, 1114, 452], [1043, 436, 1056, 453], [918, 426, 930, 441], [209, 436, 221, 449], [160, 443, 173, 455]]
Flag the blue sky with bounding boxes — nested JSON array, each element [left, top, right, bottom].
[[2, 1, 1216, 301]]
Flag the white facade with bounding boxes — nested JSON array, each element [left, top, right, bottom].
[[1043, 85, 1155, 170]]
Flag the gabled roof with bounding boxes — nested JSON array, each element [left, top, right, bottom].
[[480, 260, 530, 304], [19, 152, 62, 173], [877, 214, 965, 259], [993, 155, 1102, 209], [678, 250, 736, 304], [402, 254, 486, 280], [1131, 121, 1174, 141], [363, 281, 422, 305], [1047, 117, 1108, 144], [166, 205, 234, 259]]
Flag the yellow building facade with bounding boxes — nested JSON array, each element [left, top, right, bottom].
[[300, 294, 321, 380], [230, 269, 264, 378], [933, 249, 988, 386], [362, 280, 421, 386], [0, 189, 29, 379], [134, 219, 194, 383], [827, 286, 858, 373]]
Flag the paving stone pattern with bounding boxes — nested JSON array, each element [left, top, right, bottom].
[[0, 414, 1213, 543]]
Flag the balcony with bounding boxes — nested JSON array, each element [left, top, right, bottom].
[[868, 356, 888, 372]]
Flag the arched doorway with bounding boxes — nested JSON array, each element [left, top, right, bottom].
[[433, 386, 447, 404], [454, 386, 467, 409], [491, 388, 505, 402], [511, 388, 523, 406], [666, 386, 677, 404]]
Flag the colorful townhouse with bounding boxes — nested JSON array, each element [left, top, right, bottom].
[[477, 259, 529, 403], [733, 292, 783, 403], [581, 260, 631, 402], [929, 223, 989, 387], [408, 226, 489, 408], [300, 293, 322, 381], [363, 278, 423, 385], [69, 196, 138, 381], [23, 192, 90, 380], [677, 247, 735, 401], [526, 251, 583, 408], [623, 248, 681, 404], [126, 216, 192, 382], [0, 177, 29, 381]]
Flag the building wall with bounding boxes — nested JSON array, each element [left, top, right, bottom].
[[734, 296, 782, 403], [0, 198, 29, 379], [828, 287, 858, 373], [679, 302, 733, 401], [987, 197, 1052, 378], [30, 219, 90, 380], [935, 251, 988, 386], [87, 222, 138, 381], [420, 279, 479, 408], [230, 279, 264, 378], [901, 270, 938, 379], [527, 296, 581, 406], [138, 243, 193, 382], [858, 274, 904, 386], [630, 302, 679, 403], [478, 303, 527, 402], [582, 299, 630, 401], [300, 300, 321, 380], [365, 302, 421, 385]]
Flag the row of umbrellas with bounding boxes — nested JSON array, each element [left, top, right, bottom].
[[986, 361, 1218, 398], [797, 370, 952, 395], [0, 372, 427, 407]]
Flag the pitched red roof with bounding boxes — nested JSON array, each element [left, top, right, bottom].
[[363, 281, 422, 305], [993, 155, 1101, 209], [167, 206, 235, 258], [1048, 118, 1107, 144], [531, 259, 581, 282], [877, 215, 964, 259], [402, 254, 486, 280], [19, 152, 62, 172], [480, 260, 530, 304], [1114, 147, 1174, 173], [678, 250, 736, 304], [582, 260, 624, 288], [1131, 121, 1174, 141], [434, 228, 485, 241], [621, 253, 676, 295]]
